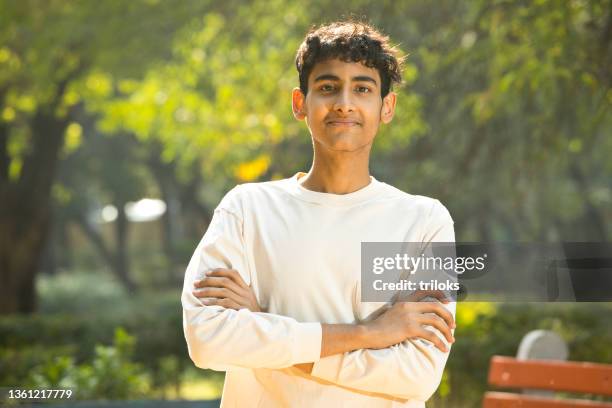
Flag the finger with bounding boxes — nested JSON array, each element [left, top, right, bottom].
[[405, 290, 430, 302], [193, 278, 208, 288], [197, 276, 246, 297], [218, 298, 243, 310], [417, 328, 448, 352], [419, 314, 455, 343], [194, 287, 247, 308], [408, 290, 450, 303], [201, 297, 242, 311], [193, 287, 231, 299], [193, 288, 243, 304], [419, 302, 455, 329], [206, 268, 249, 289], [426, 290, 451, 304]]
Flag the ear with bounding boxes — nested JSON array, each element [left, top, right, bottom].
[[292, 87, 307, 120], [380, 91, 397, 124]]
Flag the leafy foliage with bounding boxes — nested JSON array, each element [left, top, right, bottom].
[[26, 328, 150, 400]]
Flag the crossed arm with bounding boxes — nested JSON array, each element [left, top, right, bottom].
[[193, 267, 455, 361], [183, 204, 456, 401]]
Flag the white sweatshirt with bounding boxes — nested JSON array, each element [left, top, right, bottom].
[[182, 172, 456, 407]]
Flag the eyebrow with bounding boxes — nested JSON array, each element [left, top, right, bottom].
[[313, 74, 378, 86]]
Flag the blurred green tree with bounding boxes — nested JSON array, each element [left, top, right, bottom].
[[1, 0, 609, 315], [0, 0, 212, 313]]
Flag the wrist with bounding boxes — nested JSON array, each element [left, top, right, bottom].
[[354, 323, 373, 348]]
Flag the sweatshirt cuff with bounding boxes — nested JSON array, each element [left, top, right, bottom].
[[292, 322, 322, 364], [310, 353, 343, 381]]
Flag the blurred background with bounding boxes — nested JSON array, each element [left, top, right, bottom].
[[0, 0, 610, 406]]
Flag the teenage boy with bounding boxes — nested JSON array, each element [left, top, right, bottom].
[[182, 21, 456, 407]]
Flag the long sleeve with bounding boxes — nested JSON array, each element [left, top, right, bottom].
[[310, 200, 456, 401], [181, 187, 322, 371]]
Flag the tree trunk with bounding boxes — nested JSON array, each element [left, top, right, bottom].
[[73, 206, 137, 292], [0, 111, 67, 314], [41, 227, 58, 276], [73, 211, 116, 271], [147, 152, 182, 281], [0, 214, 50, 314], [58, 218, 73, 270], [114, 201, 136, 292]]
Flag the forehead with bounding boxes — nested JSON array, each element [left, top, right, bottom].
[[309, 58, 380, 84]]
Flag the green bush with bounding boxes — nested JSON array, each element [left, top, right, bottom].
[[27, 328, 151, 400], [0, 272, 191, 393], [0, 344, 76, 388], [37, 272, 128, 316]]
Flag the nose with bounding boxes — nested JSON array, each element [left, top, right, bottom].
[[332, 88, 355, 113]]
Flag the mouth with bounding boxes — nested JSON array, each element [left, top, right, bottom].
[[326, 120, 361, 127]]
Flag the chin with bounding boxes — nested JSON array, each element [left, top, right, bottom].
[[316, 134, 370, 152]]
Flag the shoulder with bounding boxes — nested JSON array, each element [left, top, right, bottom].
[[379, 182, 454, 225], [215, 178, 291, 216]]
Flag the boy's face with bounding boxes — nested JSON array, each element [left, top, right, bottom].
[[292, 58, 396, 152]]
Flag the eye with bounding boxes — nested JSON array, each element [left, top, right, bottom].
[[356, 86, 371, 93], [319, 84, 335, 92]]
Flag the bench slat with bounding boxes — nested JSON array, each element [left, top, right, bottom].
[[483, 392, 612, 408], [488, 356, 612, 396]]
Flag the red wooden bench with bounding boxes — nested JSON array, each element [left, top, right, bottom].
[[483, 356, 612, 408]]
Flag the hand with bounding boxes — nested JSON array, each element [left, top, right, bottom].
[[192, 268, 263, 312], [363, 290, 456, 352]]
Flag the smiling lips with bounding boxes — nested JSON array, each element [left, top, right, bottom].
[[326, 119, 361, 127]]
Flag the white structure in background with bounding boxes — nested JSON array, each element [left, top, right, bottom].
[[516, 330, 568, 397], [98, 199, 167, 223]]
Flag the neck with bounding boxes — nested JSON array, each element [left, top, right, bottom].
[[298, 140, 372, 194]]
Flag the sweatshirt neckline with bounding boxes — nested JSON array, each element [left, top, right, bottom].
[[287, 172, 385, 206]]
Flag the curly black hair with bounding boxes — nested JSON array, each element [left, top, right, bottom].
[[295, 21, 404, 98]]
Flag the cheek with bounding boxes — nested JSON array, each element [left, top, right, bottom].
[[308, 106, 330, 126], [366, 103, 384, 124]]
